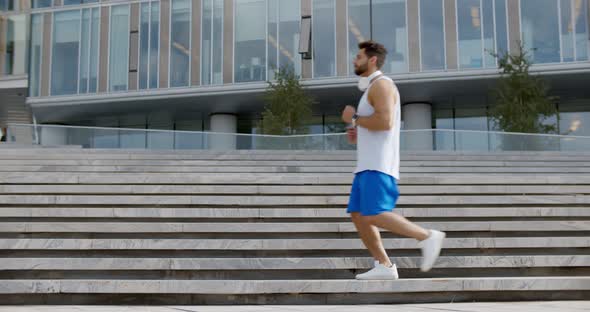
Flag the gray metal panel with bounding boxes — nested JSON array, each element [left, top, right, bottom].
[[128, 3, 140, 91], [18, 0, 30, 11], [335, 0, 347, 77], [130, 2, 139, 32], [223, 0, 233, 84], [0, 18, 6, 75], [128, 71, 138, 91], [301, 0, 312, 79], [444, 0, 458, 70], [54, 0, 63, 6], [41, 13, 52, 97], [129, 31, 139, 90], [159, 0, 170, 88], [407, 0, 420, 72], [191, 0, 202, 86], [98, 6, 109, 93], [507, 0, 521, 55]]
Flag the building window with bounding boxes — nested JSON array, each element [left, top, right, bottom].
[[574, 0, 588, 61], [522, 0, 589, 64], [234, 0, 266, 82], [3, 14, 27, 76], [348, 0, 408, 74], [312, 0, 336, 78], [521, 0, 561, 63], [267, 0, 301, 80], [374, 0, 408, 73], [169, 0, 191, 87], [202, 0, 223, 85], [32, 0, 53, 8], [109, 5, 130, 92], [64, 0, 99, 5], [29, 14, 43, 97], [457, 0, 483, 69], [562, 0, 576, 62], [51, 10, 80, 96], [348, 0, 370, 76], [0, 0, 13, 11], [558, 0, 589, 62], [494, 0, 509, 57], [419, 0, 445, 71], [79, 8, 100, 94], [139, 1, 160, 90]]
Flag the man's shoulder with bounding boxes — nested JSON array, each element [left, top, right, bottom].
[[369, 77, 395, 94]]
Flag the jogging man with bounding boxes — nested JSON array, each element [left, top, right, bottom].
[[342, 41, 446, 280]]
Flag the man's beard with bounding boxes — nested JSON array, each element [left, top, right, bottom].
[[354, 63, 368, 76]]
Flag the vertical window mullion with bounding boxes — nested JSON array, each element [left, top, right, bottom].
[[264, 0, 270, 81], [572, 0, 577, 61], [87, 9, 92, 92], [480, 0, 485, 67], [492, 0, 497, 66], [77, 9, 82, 94], [210, 0, 214, 84], [276, 0, 279, 73], [558, 0, 563, 62]]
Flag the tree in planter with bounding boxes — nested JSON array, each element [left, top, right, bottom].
[[259, 67, 316, 149], [489, 41, 559, 150]]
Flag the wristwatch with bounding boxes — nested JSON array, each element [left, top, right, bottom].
[[351, 113, 359, 127]]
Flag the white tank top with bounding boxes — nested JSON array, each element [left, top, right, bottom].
[[354, 76, 401, 180]]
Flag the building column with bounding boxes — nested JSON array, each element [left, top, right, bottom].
[[209, 113, 237, 150], [402, 103, 433, 151]]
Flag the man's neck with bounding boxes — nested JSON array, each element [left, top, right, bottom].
[[360, 69, 378, 78]]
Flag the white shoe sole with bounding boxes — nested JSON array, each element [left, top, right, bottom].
[[355, 275, 399, 280]]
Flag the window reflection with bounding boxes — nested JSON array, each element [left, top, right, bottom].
[[235, 0, 266, 82], [420, 0, 445, 71], [170, 0, 191, 87], [313, 0, 336, 77], [521, 0, 561, 63]]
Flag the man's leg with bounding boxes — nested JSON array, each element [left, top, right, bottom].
[[365, 212, 429, 241], [351, 212, 393, 267], [365, 211, 445, 272]]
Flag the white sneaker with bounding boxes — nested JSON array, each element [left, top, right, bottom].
[[355, 262, 399, 280], [418, 229, 446, 272]]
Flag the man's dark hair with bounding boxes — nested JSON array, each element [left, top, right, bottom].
[[358, 40, 387, 69]]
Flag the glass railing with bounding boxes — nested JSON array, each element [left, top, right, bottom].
[[6, 123, 590, 152]]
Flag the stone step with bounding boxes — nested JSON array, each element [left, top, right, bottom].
[[2, 152, 590, 162], [2, 277, 589, 294], [0, 221, 587, 233], [1, 184, 589, 195], [0, 207, 587, 219], [0, 255, 587, 270], [2, 148, 589, 156], [1, 194, 588, 206], [2, 159, 590, 167], [0, 237, 586, 250], [2, 173, 589, 185], [1, 165, 589, 173]]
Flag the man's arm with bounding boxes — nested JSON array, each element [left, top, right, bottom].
[[356, 80, 395, 131]]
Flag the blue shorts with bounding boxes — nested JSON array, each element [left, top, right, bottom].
[[347, 170, 399, 216]]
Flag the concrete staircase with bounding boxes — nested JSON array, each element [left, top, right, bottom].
[[0, 148, 589, 304]]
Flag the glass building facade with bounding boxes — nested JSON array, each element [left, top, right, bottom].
[[0, 0, 588, 149]]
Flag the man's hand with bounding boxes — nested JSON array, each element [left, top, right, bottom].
[[346, 127, 357, 144], [342, 105, 356, 124]]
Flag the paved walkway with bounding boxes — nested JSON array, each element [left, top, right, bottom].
[[0, 302, 588, 312]]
